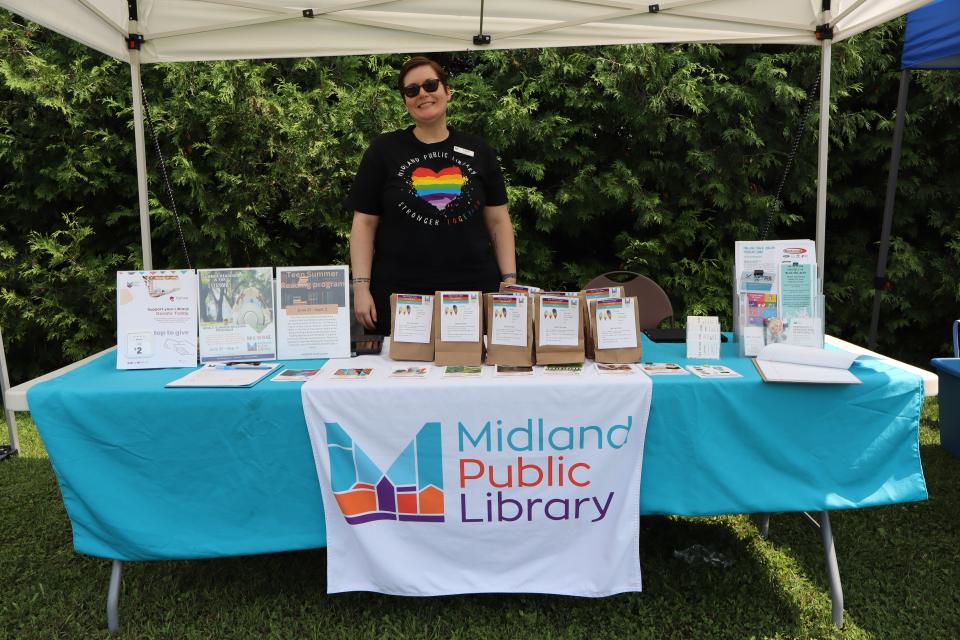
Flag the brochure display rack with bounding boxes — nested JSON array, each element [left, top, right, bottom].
[[733, 240, 824, 357]]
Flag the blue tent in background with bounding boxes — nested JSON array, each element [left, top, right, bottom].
[[870, 0, 960, 348], [902, 0, 960, 69]]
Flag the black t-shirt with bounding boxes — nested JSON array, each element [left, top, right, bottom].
[[349, 127, 508, 290]]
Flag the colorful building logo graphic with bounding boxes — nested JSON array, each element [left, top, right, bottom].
[[326, 422, 444, 524]]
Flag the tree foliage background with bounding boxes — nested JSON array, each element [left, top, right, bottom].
[[2, 10, 959, 383]]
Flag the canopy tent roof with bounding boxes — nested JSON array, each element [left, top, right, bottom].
[[0, 0, 935, 64], [902, 0, 960, 69]]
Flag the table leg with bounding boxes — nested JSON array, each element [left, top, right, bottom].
[[758, 513, 771, 538], [107, 560, 122, 634], [819, 511, 844, 628], [802, 511, 844, 628], [1, 326, 21, 459]]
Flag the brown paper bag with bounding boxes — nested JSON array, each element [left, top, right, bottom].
[[388, 293, 435, 361], [580, 286, 624, 359], [485, 293, 534, 366], [534, 293, 585, 365], [433, 291, 484, 366], [591, 296, 643, 364]]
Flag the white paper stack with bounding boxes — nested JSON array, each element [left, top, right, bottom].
[[754, 344, 862, 384], [686, 316, 721, 359]]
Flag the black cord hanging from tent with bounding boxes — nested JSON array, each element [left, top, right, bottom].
[[139, 84, 193, 270], [759, 70, 821, 241]]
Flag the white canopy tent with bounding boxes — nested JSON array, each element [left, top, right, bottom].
[[0, 0, 938, 458], [0, 0, 935, 275], [0, 1, 938, 630]]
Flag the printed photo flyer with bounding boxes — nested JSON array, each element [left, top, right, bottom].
[[198, 267, 276, 363]]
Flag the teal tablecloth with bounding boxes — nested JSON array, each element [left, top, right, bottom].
[[28, 338, 927, 560]]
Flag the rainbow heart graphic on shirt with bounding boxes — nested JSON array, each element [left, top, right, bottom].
[[412, 166, 467, 211]]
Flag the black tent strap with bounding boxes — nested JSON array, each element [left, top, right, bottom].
[[760, 70, 821, 241], [139, 85, 193, 270], [474, 0, 490, 45]]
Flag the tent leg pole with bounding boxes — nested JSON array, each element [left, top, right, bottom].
[[0, 326, 20, 459], [130, 53, 154, 271], [869, 69, 910, 349], [107, 560, 122, 634], [815, 38, 832, 287]]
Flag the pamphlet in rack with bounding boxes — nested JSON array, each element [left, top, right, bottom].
[[739, 293, 777, 357], [732, 239, 823, 354]]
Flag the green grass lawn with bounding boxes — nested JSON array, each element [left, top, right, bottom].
[[2, 402, 958, 640]]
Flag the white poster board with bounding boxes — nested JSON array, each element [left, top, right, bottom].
[[276, 266, 350, 359], [116, 270, 198, 369]]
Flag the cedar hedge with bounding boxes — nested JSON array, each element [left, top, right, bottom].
[[2, 12, 959, 383]]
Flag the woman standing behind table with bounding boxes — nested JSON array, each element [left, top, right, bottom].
[[349, 56, 517, 335]]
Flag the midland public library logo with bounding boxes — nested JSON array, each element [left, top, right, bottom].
[[327, 416, 636, 527], [326, 422, 444, 525]]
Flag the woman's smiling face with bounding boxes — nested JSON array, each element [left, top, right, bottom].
[[401, 64, 450, 125]]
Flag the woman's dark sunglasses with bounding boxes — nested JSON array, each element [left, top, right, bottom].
[[403, 78, 442, 98]]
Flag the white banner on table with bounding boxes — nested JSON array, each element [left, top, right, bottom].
[[393, 294, 433, 344], [439, 292, 480, 342], [301, 358, 652, 596], [116, 270, 198, 369], [276, 266, 350, 360]]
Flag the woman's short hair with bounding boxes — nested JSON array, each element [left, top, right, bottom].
[[398, 56, 448, 94]]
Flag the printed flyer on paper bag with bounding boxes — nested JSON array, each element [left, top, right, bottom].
[[439, 292, 480, 342], [539, 297, 580, 346], [491, 294, 528, 347], [301, 372, 652, 596], [394, 294, 434, 344], [595, 298, 638, 350], [116, 270, 198, 369]]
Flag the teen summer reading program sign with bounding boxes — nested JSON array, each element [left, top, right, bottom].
[[301, 372, 652, 596]]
